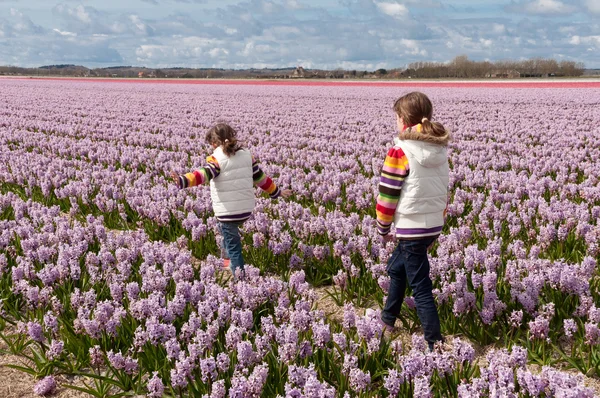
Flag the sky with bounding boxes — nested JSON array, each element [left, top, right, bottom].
[[0, 0, 599, 69]]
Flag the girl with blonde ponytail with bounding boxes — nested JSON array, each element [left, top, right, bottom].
[[377, 92, 450, 351]]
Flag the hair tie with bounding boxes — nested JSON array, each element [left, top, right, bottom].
[[421, 117, 428, 123], [224, 139, 230, 143]]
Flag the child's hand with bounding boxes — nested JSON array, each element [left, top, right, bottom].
[[170, 171, 180, 184], [280, 189, 293, 199], [382, 234, 396, 243]]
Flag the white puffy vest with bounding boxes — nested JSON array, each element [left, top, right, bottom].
[[210, 147, 255, 217], [393, 138, 449, 236]]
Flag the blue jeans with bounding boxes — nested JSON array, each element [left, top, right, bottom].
[[218, 221, 245, 274], [381, 236, 442, 348]]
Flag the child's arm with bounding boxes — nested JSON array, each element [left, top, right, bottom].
[[252, 156, 282, 199], [174, 156, 220, 188], [376, 147, 409, 236]]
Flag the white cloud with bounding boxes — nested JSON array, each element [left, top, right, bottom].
[[558, 26, 575, 34], [208, 47, 229, 57], [263, 25, 301, 40], [3, 8, 44, 36], [0, 34, 123, 66], [129, 14, 154, 35], [129, 15, 146, 31], [375, 2, 409, 19], [286, 0, 302, 9], [492, 24, 505, 34], [262, 1, 276, 13], [400, 38, 427, 55], [394, 0, 442, 7], [135, 37, 224, 64], [583, 0, 600, 14], [53, 28, 77, 37], [480, 38, 493, 48], [65, 4, 92, 24], [508, 0, 576, 15], [2, 0, 600, 68], [569, 35, 600, 47]]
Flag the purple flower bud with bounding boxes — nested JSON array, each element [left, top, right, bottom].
[[33, 376, 57, 396], [210, 379, 226, 398], [311, 320, 331, 348], [107, 350, 126, 370], [343, 303, 356, 329], [27, 321, 45, 343], [43, 312, 59, 334], [147, 372, 164, 398], [216, 352, 230, 373], [585, 322, 600, 345], [349, 368, 370, 392], [333, 270, 347, 288], [164, 338, 181, 360], [200, 357, 217, 383], [47, 340, 64, 361], [414, 376, 432, 398], [508, 310, 523, 328], [528, 315, 550, 340], [564, 319, 578, 339], [384, 369, 404, 396], [89, 345, 104, 367], [452, 338, 475, 363], [237, 341, 257, 368]]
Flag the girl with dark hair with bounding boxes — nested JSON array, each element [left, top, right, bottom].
[[172, 123, 292, 278]]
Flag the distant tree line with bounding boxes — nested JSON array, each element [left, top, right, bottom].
[[401, 55, 586, 79], [0, 56, 587, 79]]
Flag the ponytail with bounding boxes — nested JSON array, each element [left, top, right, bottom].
[[222, 138, 239, 156], [420, 117, 448, 141], [205, 123, 241, 157]]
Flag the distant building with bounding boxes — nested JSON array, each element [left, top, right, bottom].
[[138, 71, 145, 78], [290, 66, 306, 78], [486, 69, 521, 78]]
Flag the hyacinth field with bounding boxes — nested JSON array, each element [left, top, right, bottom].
[[0, 78, 599, 397]]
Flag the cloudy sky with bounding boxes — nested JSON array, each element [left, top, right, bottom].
[[0, 0, 599, 69]]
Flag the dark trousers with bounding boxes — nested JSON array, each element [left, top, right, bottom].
[[381, 236, 443, 347]]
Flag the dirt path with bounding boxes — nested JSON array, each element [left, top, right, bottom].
[[0, 348, 89, 398]]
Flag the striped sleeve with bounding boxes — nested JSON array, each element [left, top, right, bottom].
[[252, 156, 281, 199], [178, 155, 221, 188], [376, 147, 409, 235]]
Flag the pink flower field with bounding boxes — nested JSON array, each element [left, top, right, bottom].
[[0, 78, 599, 397]]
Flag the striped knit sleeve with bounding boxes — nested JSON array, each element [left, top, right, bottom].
[[178, 155, 221, 188], [252, 156, 280, 199], [376, 147, 409, 235]]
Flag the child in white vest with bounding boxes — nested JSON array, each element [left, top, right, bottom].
[[376, 92, 450, 351], [172, 123, 291, 277]]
